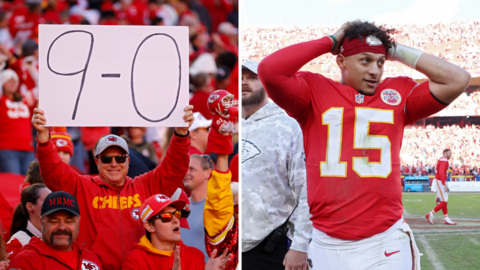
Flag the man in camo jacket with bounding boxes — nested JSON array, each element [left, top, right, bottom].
[[241, 60, 312, 270]]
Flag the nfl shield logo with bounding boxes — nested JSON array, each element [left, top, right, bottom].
[[355, 94, 364, 104]]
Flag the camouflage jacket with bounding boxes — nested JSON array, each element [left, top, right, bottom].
[[241, 102, 312, 253]]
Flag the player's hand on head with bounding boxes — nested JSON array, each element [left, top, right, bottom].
[[331, 22, 348, 55], [175, 105, 194, 136], [172, 245, 181, 270], [283, 249, 308, 270]]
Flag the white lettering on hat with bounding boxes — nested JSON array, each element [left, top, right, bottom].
[[56, 139, 68, 147], [208, 94, 220, 104], [105, 136, 118, 143], [366, 36, 382, 46], [155, 194, 170, 203]]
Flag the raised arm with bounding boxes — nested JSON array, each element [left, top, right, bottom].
[[258, 36, 335, 117], [416, 53, 471, 104], [138, 105, 194, 197], [32, 108, 83, 194], [388, 43, 471, 104]]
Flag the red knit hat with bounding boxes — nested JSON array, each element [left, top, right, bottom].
[[50, 127, 74, 157]]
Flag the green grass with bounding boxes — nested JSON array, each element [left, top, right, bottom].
[[402, 192, 480, 218], [402, 192, 480, 269], [417, 234, 480, 270]]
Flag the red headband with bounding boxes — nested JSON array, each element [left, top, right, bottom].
[[340, 35, 386, 57]]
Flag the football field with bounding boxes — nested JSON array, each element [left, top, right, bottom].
[[402, 192, 480, 270]]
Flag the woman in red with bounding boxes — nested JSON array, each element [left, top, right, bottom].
[[0, 69, 35, 175], [6, 184, 51, 260]]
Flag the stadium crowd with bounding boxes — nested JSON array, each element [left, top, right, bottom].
[[0, 0, 239, 269], [242, 21, 480, 115], [400, 124, 480, 178]]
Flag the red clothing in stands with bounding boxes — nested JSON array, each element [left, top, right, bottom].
[[80, 127, 111, 150], [9, 237, 102, 270], [189, 146, 203, 155], [435, 157, 449, 185], [0, 95, 33, 152], [37, 134, 190, 270], [190, 90, 213, 120], [229, 154, 238, 182], [122, 238, 205, 270], [258, 36, 448, 240]]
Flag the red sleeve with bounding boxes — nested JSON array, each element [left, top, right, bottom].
[[37, 139, 85, 195], [5, 237, 22, 261], [8, 249, 41, 270], [258, 36, 333, 117], [405, 81, 448, 125], [134, 134, 190, 198], [436, 160, 449, 184]]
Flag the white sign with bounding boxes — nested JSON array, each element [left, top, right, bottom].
[[39, 25, 189, 127], [447, 182, 480, 192]]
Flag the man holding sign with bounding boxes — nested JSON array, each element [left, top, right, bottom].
[[31, 105, 194, 270]]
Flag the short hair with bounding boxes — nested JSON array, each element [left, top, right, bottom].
[[25, 160, 44, 185], [343, 20, 398, 53], [190, 154, 214, 170], [443, 149, 451, 155]]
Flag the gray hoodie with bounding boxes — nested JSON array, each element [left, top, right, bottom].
[[241, 102, 312, 253]]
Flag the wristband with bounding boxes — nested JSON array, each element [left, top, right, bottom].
[[387, 43, 424, 69], [329, 35, 337, 52], [174, 130, 189, 137]]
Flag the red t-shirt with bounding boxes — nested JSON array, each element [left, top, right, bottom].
[[0, 95, 33, 152], [258, 36, 448, 240]]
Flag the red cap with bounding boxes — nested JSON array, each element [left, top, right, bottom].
[[51, 128, 74, 157], [171, 188, 190, 229], [139, 194, 186, 223]]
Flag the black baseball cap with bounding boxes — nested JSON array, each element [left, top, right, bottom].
[[41, 191, 80, 216]]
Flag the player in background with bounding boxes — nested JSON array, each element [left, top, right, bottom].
[[258, 20, 470, 269], [426, 149, 457, 225]]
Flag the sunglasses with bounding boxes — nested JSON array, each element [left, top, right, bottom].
[[181, 209, 190, 219], [151, 210, 182, 223], [234, 204, 238, 214], [98, 155, 129, 164]]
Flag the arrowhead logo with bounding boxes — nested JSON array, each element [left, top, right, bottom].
[[384, 250, 400, 257]]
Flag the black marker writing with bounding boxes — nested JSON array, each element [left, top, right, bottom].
[[46, 30, 94, 120], [130, 33, 181, 122], [102, 74, 121, 78]]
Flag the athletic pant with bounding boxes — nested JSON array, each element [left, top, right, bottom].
[[433, 179, 449, 214], [308, 222, 420, 270], [242, 232, 290, 270]]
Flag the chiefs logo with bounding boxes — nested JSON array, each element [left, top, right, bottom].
[[56, 139, 68, 147], [184, 204, 190, 211], [155, 194, 170, 203], [241, 139, 262, 163], [81, 260, 100, 270], [131, 208, 140, 220], [366, 35, 382, 46], [106, 136, 118, 143], [208, 94, 220, 104]]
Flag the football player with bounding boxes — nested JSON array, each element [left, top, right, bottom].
[[257, 21, 470, 269]]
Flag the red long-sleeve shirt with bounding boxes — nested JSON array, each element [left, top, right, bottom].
[[435, 157, 449, 185], [37, 134, 190, 270], [258, 36, 447, 240]]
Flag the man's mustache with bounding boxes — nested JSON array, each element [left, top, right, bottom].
[[52, 230, 72, 236]]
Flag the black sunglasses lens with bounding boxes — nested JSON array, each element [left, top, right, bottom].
[[114, 155, 127, 163], [100, 156, 113, 163], [181, 209, 190, 218]]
